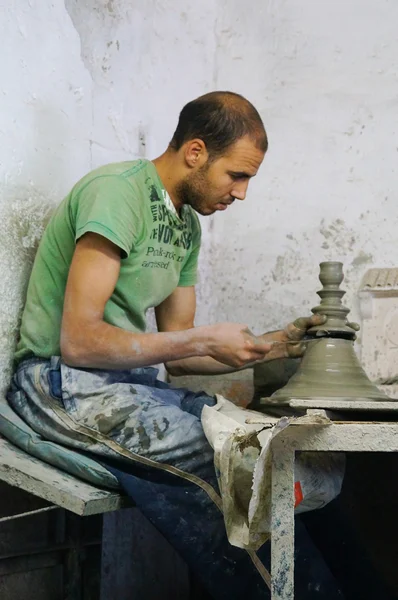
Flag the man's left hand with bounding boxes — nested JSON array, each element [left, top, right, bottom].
[[259, 314, 327, 360]]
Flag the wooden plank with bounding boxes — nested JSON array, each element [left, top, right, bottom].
[[0, 564, 63, 600], [288, 398, 398, 411], [0, 551, 62, 577], [0, 438, 127, 516], [274, 422, 398, 452], [260, 397, 398, 411]]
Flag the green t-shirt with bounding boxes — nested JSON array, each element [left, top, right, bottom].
[[15, 159, 201, 364]]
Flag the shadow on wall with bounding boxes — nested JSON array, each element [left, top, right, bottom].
[[0, 185, 54, 395]]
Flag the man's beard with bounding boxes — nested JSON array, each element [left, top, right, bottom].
[[175, 165, 213, 215]]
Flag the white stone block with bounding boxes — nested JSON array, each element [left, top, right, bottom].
[[358, 268, 398, 397]]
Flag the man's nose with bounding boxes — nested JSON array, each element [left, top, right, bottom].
[[231, 180, 249, 201]]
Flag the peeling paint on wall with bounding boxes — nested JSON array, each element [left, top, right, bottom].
[[0, 185, 55, 394], [0, 0, 218, 390]]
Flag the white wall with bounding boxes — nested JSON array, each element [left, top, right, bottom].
[[0, 0, 217, 390], [1, 0, 397, 391], [205, 0, 398, 341]]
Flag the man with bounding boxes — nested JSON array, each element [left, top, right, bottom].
[[9, 92, 342, 599]]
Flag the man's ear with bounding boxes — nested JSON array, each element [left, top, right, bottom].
[[184, 139, 208, 169]]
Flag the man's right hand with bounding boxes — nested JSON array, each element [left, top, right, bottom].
[[202, 323, 274, 369], [62, 238, 272, 374]]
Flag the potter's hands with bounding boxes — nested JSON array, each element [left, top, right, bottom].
[[264, 315, 360, 360], [259, 315, 327, 360], [282, 316, 360, 345], [205, 322, 274, 368], [346, 321, 360, 336], [281, 315, 327, 357]]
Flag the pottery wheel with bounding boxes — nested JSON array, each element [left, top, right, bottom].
[[262, 261, 398, 412]]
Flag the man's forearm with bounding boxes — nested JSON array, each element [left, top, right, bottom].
[[61, 320, 209, 370], [166, 331, 287, 376], [165, 355, 246, 376], [167, 328, 304, 374]]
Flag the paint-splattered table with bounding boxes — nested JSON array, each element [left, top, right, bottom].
[[269, 402, 398, 600]]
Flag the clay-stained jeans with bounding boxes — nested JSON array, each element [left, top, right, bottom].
[[9, 358, 344, 599]]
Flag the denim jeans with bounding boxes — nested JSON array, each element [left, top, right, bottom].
[[8, 357, 346, 599]]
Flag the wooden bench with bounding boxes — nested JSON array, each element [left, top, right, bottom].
[[0, 434, 208, 599], [0, 434, 128, 598], [0, 435, 128, 517]]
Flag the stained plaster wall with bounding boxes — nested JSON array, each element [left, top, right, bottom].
[[204, 0, 398, 343], [0, 0, 217, 393], [1, 0, 397, 396]]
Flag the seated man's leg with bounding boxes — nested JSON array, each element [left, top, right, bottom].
[[9, 360, 271, 598], [10, 360, 344, 600]]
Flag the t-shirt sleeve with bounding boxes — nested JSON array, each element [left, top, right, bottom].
[[74, 175, 141, 258], [178, 212, 202, 287]]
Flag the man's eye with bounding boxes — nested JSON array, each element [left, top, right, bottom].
[[230, 173, 249, 181]]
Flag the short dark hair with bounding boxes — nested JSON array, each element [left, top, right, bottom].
[[169, 91, 268, 158]]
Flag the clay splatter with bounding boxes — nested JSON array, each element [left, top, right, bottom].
[[351, 251, 373, 267], [319, 218, 357, 256], [271, 252, 303, 284], [94, 404, 138, 434], [153, 417, 170, 440], [137, 424, 150, 450]]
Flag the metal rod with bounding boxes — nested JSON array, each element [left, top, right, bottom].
[[0, 505, 58, 523]]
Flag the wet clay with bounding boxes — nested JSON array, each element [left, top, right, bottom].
[[308, 261, 357, 338], [269, 337, 387, 402], [269, 261, 389, 403]]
